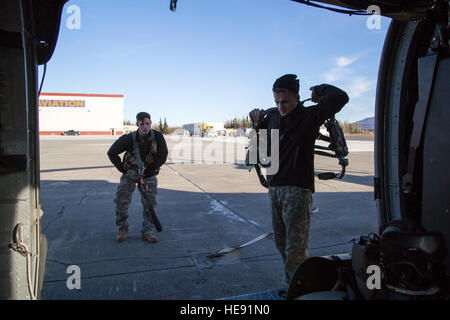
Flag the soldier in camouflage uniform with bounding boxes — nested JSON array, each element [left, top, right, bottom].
[[108, 112, 168, 243], [249, 74, 349, 284], [268, 186, 312, 284], [114, 173, 158, 239]]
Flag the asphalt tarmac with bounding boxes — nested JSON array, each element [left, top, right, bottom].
[[39, 135, 377, 300]]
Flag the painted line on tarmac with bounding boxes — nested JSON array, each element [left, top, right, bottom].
[[164, 164, 269, 235]]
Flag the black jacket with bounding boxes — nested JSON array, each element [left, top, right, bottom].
[[107, 130, 168, 178], [258, 84, 349, 192]]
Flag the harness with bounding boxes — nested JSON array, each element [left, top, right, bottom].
[[123, 130, 157, 180], [246, 101, 349, 188], [315, 117, 349, 180]]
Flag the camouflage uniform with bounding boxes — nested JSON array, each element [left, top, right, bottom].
[[108, 126, 168, 239], [113, 130, 160, 235], [268, 186, 312, 285], [114, 173, 158, 235]]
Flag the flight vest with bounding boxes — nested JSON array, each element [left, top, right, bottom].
[[124, 130, 157, 180]]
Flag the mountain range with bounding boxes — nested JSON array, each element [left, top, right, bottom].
[[354, 117, 375, 130]]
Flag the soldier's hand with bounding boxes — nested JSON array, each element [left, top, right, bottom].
[[249, 109, 262, 123], [310, 86, 323, 103]]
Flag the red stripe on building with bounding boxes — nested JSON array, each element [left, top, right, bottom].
[[40, 131, 124, 136], [40, 93, 124, 98]]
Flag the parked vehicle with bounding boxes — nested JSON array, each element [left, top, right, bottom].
[[62, 130, 80, 136]]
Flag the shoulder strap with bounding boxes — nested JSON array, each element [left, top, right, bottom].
[[130, 131, 145, 168], [149, 129, 157, 155]]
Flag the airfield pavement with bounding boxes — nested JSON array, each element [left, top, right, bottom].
[[39, 134, 377, 300]]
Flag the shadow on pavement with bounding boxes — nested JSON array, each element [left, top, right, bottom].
[[40, 178, 376, 300]]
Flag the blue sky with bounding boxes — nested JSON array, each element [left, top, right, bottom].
[[39, 0, 390, 126]]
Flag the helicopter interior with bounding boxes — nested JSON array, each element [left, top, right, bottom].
[[0, 0, 448, 300]]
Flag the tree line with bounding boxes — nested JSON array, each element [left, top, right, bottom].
[[338, 121, 368, 134], [124, 117, 178, 135], [222, 115, 370, 135], [155, 118, 170, 134], [224, 116, 252, 129]]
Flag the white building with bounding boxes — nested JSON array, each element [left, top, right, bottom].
[[183, 122, 203, 136], [38, 92, 124, 135], [183, 122, 225, 136]]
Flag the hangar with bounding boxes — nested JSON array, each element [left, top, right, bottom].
[[38, 92, 124, 135]]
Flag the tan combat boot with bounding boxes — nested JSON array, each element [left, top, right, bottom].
[[117, 230, 128, 242], [142, 233, 158, 243]]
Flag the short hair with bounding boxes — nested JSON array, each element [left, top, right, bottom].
[[136, 112, 151, 122], [273, 74, 300, 95]]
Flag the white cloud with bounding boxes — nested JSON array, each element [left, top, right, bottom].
[[322, 55, 374, 98], [318, 53, 376, 121], [323, 55, 360, 82], [320, 53, 375, 121], [348, 77, 374, 98], [336, 56, 359, 67], [324, 67, 352, 82], [324, 70, 339, 82]]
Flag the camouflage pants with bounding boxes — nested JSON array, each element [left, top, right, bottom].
[[114, 174, 158, 235], [268, 186, 312, 285]]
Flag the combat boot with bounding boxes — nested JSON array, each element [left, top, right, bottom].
[[142, 233, 158, 243], [117, 230, 128, 242]]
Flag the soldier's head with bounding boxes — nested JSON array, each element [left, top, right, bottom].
[[136, 112, 152, 137], [273, 74, 300, 116]]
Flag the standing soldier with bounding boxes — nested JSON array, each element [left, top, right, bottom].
[[107, 112, 168, 243], [249, 74, 349, 285]]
